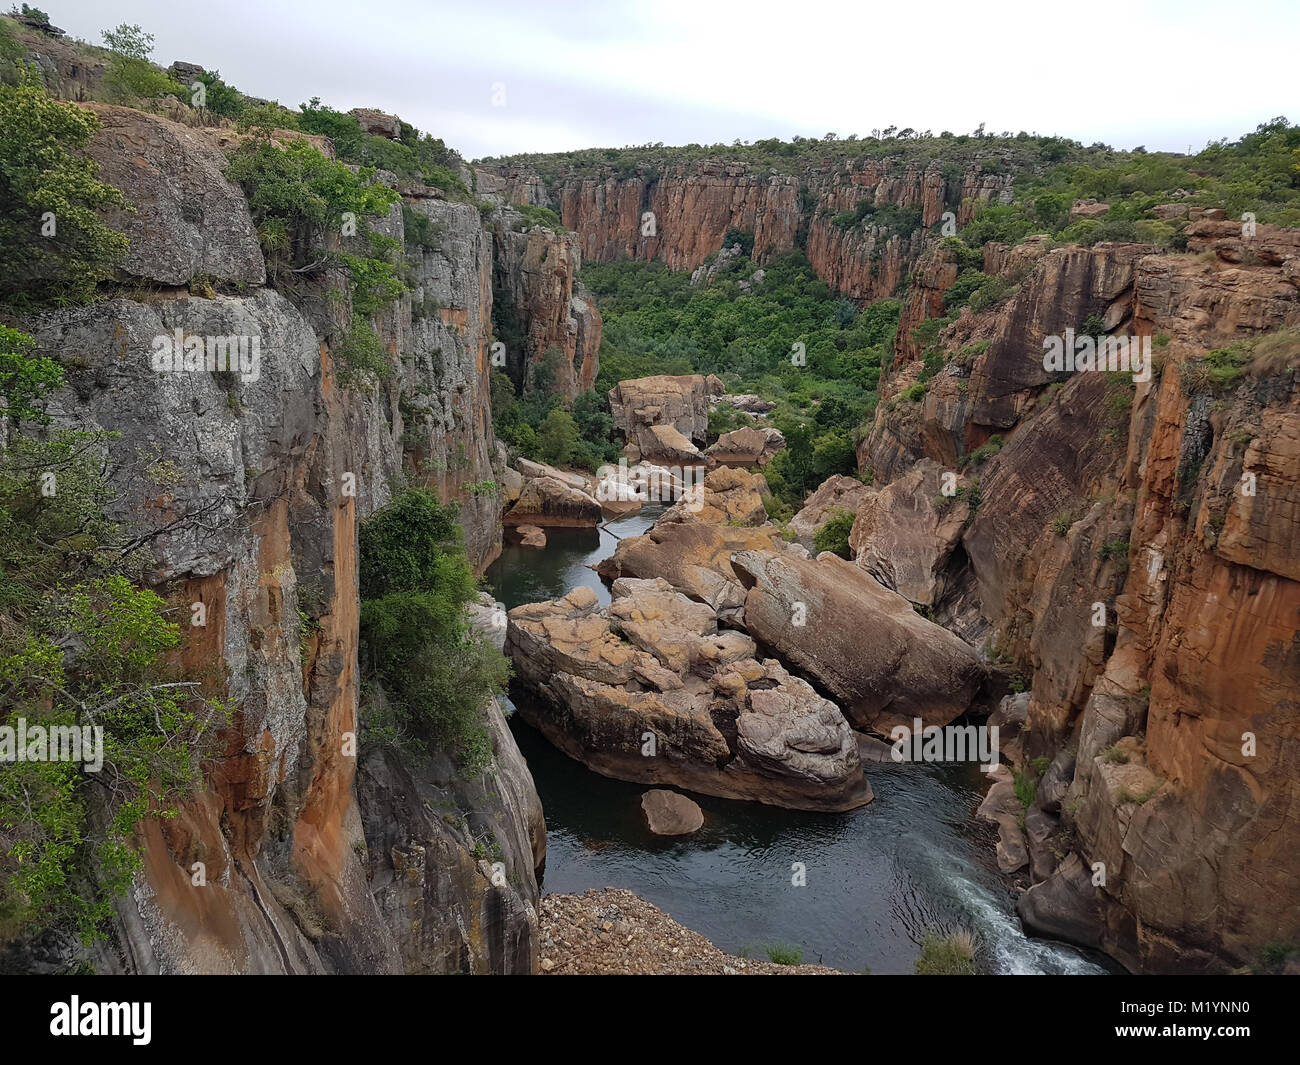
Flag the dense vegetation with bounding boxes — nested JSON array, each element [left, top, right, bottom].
[[957, 116, 1300, 245], [224, 131, 404, 385], [582, 251, 892, 505], [481, 128, 1103, 182], [357, 491, 508, 771]]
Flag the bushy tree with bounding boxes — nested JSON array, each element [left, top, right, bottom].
[[536, 408, 580, 467], [0, 71, 128, 310], [358, 491, 507, 767], [100, 23, 184, 103], [0, 428, 224, 945], [192, 69, 244, 118]]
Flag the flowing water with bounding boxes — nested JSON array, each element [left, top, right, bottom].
[[485, 509, 1109, 974]]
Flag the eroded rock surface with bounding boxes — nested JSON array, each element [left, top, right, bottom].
[[505, 581, 870, 811], [731, 551, 984, 732], [608, 373, 723, 462]]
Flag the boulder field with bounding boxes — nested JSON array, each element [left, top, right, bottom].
[[506, 462, 995, 809]]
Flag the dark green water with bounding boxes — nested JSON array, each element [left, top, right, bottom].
[[486, 510, 1107, 974]]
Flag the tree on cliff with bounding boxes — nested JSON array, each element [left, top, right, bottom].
[[358, 490, 508, 770], [0, 70, 128, 311]]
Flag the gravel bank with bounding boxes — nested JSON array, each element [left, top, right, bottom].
[[539, 888, 842, 975]]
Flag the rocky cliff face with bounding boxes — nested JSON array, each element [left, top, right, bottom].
[[490, 211, 601, 399], [487, 156, 1012, 304], [851, 226, 1300, 971], [23, 105, 542, 974]]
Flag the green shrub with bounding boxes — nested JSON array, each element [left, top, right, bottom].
[[226, 137, 399, 274], [962, 434, 1003, 468], [335, 317, 390, 385], [1098, 537, 1130, 568], [0, 324, 62, 425], [358, 491, 507, 768], [1013, 769, 1037, 812], [722, 227, 755, 256], [515, 203, 564, 230], [0, 71, 128, 311], [536, 409, 581, 467], [192, 69, 244, 118], [813, 508, 856, 559]]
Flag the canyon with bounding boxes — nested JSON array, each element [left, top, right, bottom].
[[3, 11, 1297, 978]]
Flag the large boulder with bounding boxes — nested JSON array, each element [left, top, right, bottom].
[[499, 465, 524, 506], [514, 458, 593, 491], [608, 374, 723, 461], [514, 524, 547, 548], [730, 550, 984, 733], [505, 581, 870, 812], [84, 105, 265, 286], [789, 475, 875, 550], [641, 423, 705, 465], [704, 426, 785, 468], [350, 107, 402, 139], [503, 476, 602, 527], [596, 520, 785, 622], [711, 393, 776, 415], [660, 466, 768, 527], [849, 461, 970, 606]]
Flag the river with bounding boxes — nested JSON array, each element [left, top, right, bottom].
[[485, 508, 1109, 975]]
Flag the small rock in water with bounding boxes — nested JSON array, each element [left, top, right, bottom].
[[641, 789, 705, 836], [515, 524, 547, 548]]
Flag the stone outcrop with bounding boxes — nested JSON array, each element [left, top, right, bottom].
[[84, 105, 266, 287], [712, 393, 776, 415], [554, 161, 800, 270], [659, 466, 768, 527], [850, 224, 1300, 971], [789, 474, 875, 550], [704, 426, 785, 468], [977, 765, 1029, 874], [357, 698, 545, 973], [514, 457, 593, 491], [514, 524, 547, 548], [596, 520, 785, 622], [505, 582, 870, 811], [492, 211, 601, 399], [859, 241, 1154, 485], [391, 195, 504, 572], [730, 551, 985, 733], [642, 423, 705, 465], [350, 107, 401, 139], [518, 156, 1014, 301], [849, 460, 970, 606], [608, 373, 723, 461], [503, 477, 603, 527]]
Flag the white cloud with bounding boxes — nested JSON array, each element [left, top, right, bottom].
[[44, 0, 1299, 158]]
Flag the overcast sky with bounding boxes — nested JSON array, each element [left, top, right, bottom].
[[42, 0, 1299, 159]]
